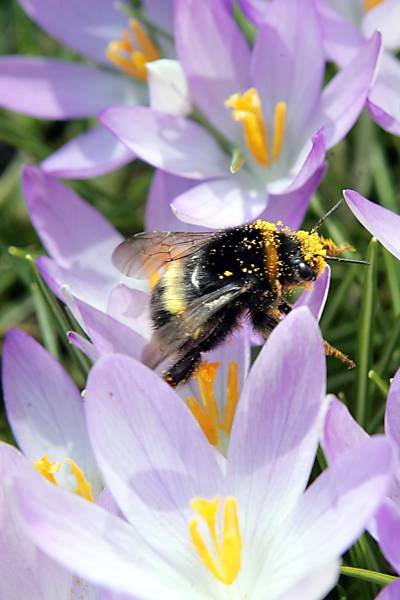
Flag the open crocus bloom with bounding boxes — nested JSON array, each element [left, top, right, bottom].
[[323, 368, 400, 583], [101, 0, 380, 228], [9, 309, 393, 599], [22, 166, 331, 371], [0, 0, 185, 178]]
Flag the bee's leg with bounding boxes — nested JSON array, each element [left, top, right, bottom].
[[163, 351, 202, 388]]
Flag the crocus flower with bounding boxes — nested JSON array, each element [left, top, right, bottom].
[[343, 189, 400, 261], [323, 369, 400, 587], [9, 309, 394, 599], [0, 0, 185, 178], [22, 166, 331, 369], [101, 0, 380, 229]]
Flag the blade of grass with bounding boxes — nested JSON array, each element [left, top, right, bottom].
[[340, 567, 396, 586], [30, 281, 60, 359]]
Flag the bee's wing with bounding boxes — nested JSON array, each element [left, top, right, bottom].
[[112, 231, 214, 279], [143, 282, 251, 369]]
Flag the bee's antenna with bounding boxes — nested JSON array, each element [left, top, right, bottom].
[[325, 256, 369, 266], [311, 198, 344, 233]]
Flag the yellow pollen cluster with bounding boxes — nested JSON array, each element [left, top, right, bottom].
[[294, 230, 327, 277], [34, 455, 93, 502], [189, 496, 242, 585], [186, 361, 239, 447], [364, 0, 383, 11], [106, 19, 160, 81], [225, 88, 287, 167]]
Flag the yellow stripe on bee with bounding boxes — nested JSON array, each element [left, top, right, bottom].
[[162, 261, 186, 314], [253, 220, 281, 282]]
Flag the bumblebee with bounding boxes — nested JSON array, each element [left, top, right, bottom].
[[113, 217, 362, 387]]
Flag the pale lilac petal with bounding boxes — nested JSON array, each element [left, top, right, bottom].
[[85, 355, 224, 550], [42, 127, 135, 179], [175, 0, 250, 142], [76, 299, 147, 360], [277, 130, 326, 194], [316, 0, 363, 66], [375, 579, 400, 600], [142, 0, 174, 35], [294, 266, 331, 321], [276, 562, 340, 600], [315, 32, 382, 148], [0, 443, 73, 600], [0, 58, 136, 119], [386, 368, 400, 448], [323, 396, 369, 463], [368, 53, 400, 136], [362, 0, 400, 51], [18, 0, 129, 64], [228, 308, 326, 552], [260, 163, 327, 230], [344, 189, 400, 260], [11, 466, 192, 599], [277, 437, 393, 588], [23, 166, 121, 267], [145, 170, 202, 231], [106, 286, 152, 340], [171, 178, 268, 228], [147, 59, 191, 117], [377, 500, 400, 573], [251, 0, 324, 139], [101, 106, 230, 179], [238, 0, 268, 23]]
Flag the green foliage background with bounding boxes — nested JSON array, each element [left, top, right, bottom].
[[1, 2, 400, 597]]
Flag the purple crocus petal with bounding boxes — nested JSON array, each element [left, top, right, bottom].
[[42, 127, 136, 179], [315, 32, 382, 149], [171, 178, 268, 228], [23, 166, 122, 268], [375, 579, 400, 600], [106, 286, 152, 341], [85, 355, 224, 554], [142, 0, 174, 35], [262, 163, 326, 232], [0, 58, 136, 119], [344, 189, 400, 260], [294, 266, 331, 321], [18, 0, 128, 64], [238, 0, 268, 24], [76, 299, 147, 361], [101, 106, 230, 179], [377, 500, 400, 574], [276, 561, 340, 600], [175, 0, 250, 143], [0, 443, 73, 600], [2, 329, 101, 495], [316, 0, 363, 66], [147, 60, 191, 117], [228, 308, 326, 550], [323, 396, 369, 463], [251, 0, 324, 139], [367, 53, 400, 136], [362, 0, 400, 51], [278, 437, 393, 587], [146, 170, 202, 231], [385, 368, 400, 449]]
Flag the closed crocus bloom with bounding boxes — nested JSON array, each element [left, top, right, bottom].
[[101, 0, 381, 229], [8, 309, 393, 599]]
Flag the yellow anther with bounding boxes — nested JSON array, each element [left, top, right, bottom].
[[364, 0, 383, 11], [272, 102, 287, 162], [34, 455, 61, 484], [186, 395, 218, 446], [189, 496, 242, 585], [196, 361, 221, 433], [225, 88, 287, 166], [65, 458, 94, 502], [223, 362, 239, 434], [105, 18, 160, 81]]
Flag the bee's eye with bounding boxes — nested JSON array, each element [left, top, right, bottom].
[[297, 261, 315, 281]]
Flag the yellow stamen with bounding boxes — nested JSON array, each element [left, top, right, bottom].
[[225, 88, 287, 166], [364, 0, 383, 11], [65, 458, 94, 502], [222, 362, 239, 434], [189, 496, 242, 585], [272, 102, 287, 162], [34, 455, 61, 484], [186, 395, 218, 446], [196, 361, 221, 433], [105, 18, 160, 81]]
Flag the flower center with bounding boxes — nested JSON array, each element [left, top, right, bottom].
[[106, 18, 160, 81], [185, 361, 239, 448], [364, 0, 383, 11], [34, 455, 93, 501], [189, 496, 242, 586], [225, 88, 287, 167]]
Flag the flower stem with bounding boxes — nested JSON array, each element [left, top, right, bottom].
[[340, 566, 396, 586]]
